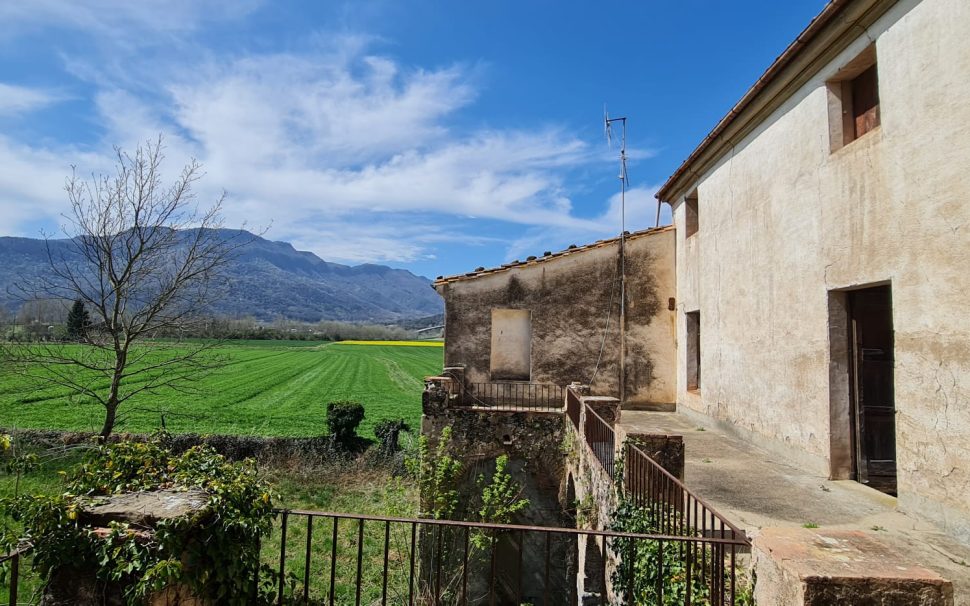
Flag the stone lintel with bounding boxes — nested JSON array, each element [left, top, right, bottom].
[[80, 489, 210, 528], [752, 528, 953, 605]]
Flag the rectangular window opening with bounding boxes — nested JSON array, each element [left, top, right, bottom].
[[685, 191, 699, 238], [685, 311, 701, 392], [828, 46, 880, 151]]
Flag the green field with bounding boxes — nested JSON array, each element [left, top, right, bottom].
[[0, 341, 443, 438]]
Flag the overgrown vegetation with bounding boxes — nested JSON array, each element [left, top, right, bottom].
[[608, 445, 754, 606], [0, 435, 278, 605], [407, 426, 462, 520]]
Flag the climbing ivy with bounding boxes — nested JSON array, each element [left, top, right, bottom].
[[0, 434, 279, 605], [472, 454, 530, 550]]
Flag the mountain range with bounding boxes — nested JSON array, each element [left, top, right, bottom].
[[0, 230, 443, 323]]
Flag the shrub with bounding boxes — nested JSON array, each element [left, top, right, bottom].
[[374, 418, 410, 457], [325, 401, 365, 448]]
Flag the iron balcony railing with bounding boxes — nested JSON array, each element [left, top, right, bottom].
[[460, 382, 564, 411], [265, 509, 749, 606], [583, 404, 616, 480]]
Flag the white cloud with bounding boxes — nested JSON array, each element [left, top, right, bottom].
[[0, 23, 642, 266], [0, 83, 64, 116]]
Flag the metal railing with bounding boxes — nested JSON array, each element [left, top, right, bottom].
[[625, 442, 748, 545], [565, 387, 582, 429], [266, 509, 749, 605], [460, 382, 564, 411], [583, 404, 616, 480], [1, 547, 29, 606]]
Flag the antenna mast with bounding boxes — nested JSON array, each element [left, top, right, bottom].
[[605, 110, 629, 404]]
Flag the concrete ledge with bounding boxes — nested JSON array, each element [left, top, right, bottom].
[[752, 528, 953, 605]]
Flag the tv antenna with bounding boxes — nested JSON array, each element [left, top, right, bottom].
[[604, 108, 629, 403], [604, 108, 629, 236]]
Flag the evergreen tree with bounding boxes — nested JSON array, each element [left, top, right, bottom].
[[65, 299, 90, 340]]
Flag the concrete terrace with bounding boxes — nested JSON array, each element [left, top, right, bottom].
[[618, 410, 970, 604]]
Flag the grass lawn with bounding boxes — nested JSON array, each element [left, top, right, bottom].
[[0, 340, 443, 439]]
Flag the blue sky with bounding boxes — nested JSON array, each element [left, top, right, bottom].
[[0, 1, 825, 279]]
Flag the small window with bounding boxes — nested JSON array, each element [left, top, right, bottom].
[[685, 311, 701, 392], [685, 191, 699, 238], [490, 309, 531, 381], [828, 47, 880, 151]]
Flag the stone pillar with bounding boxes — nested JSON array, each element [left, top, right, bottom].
[[581, 396, 621, 425], [623, 432, 684, 480], [42, 490, 210, 606], [422, 377, 452, 414]]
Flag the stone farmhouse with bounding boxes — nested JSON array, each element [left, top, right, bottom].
[[425, 0, 970, 602]]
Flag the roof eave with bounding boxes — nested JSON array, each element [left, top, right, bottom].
[[656, 0, 898, 203]]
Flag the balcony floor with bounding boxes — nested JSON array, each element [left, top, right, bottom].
[[618, 410, 970, 604]]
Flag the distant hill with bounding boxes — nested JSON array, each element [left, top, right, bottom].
[[0, 229, 443, 323]]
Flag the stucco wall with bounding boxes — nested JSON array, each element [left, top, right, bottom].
[[436, 228, 676, 406], [671, 0, 970, 539]]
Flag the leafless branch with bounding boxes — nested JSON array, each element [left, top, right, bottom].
[[1, 135, 252, 439]]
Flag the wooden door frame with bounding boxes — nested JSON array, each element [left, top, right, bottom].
[[827, 281, 893, 483]]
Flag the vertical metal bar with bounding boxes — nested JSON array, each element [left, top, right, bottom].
[[489, 535, 497, 606], [516, 531, 524, 605], [355, 519, 364, 606], [304, 515, 313, 604], [543, 532, 551, 606], [9, 552, 19, 606], [686, 537, 693, 606], [627, 537, 635, 604], [434, 525, 443, 606], [381, 521, 390, 606], [462, 526, 470, 606], [731, 542, 737, 606], [278, 511, 288, 606], [408, 522, 416, 606], [657, 539, 665, 603], [329, 517, 338, 606], [600, 538, 608, 605], [702, 508, 708, 586]]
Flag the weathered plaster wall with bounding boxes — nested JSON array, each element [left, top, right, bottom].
[[671, 0, 970, 539], [436, 229, 676, 406]]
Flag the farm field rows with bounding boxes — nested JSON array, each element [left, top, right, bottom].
[[0, 341, 443, 438]]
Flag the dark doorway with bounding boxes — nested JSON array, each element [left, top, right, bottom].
[[848, 285, 896, 495]]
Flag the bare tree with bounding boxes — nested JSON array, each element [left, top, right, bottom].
[[1, 136, 249, 439]]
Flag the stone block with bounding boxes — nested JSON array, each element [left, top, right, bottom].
[[80, 489, 209, 527], [752, 528, 953, 606]]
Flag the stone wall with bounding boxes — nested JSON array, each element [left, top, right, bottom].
[[434, 228, 677, 407]]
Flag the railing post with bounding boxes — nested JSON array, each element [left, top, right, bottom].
[[9, 551, 18, 606], [278, 511, 288, 606]]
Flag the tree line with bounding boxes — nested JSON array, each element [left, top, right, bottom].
[[1, 302, 418, 343]]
